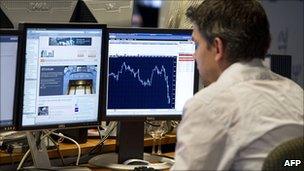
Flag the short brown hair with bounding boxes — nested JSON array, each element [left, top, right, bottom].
[[187, 0, 271, 63]]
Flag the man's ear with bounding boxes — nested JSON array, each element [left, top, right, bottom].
[[213, 37, 224, 62]]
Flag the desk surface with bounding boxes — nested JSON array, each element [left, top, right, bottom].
[[87, 151, 175, 171], [0, 134, 176, 165]]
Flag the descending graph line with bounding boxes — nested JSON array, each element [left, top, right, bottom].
[[109, 62, 171, 104]]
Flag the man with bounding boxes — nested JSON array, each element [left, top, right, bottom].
[[172, 0, 304, 170]]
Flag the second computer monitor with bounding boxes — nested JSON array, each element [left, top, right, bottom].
[[0, 30, 19, 131], [16, 23, 107, 130], [106, 28, 199, 120]]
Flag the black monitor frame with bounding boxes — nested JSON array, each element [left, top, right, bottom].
[[265, 54, 292, 79], [15, 23, 108, 131], [104, 27, 199, 122], [104, 27, 198, 164], [0, 29, 20, 132]]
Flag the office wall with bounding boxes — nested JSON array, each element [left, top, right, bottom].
[[159, 0, 303, 89], [261, 0, 304, 87]]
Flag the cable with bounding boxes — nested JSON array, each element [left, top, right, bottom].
[[89, 121, 117, 155], [84, 122, 117, 156], [46, 135, 65, 166], [21, 122, 118, 168], [63, 122, 118, 166], [99, 121, 117, 143], [51, 132, 81, 166], [17, 131, 55, 170], [18, 150, 30, 170]]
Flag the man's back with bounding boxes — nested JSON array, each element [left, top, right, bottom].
[[173, 59, 303, 170], [220, 61, 303, 170]]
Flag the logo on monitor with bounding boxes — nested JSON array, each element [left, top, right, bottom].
[[29, 1, 50, 11], [146, 117, 156, 121], [58, 124, 66, 129]]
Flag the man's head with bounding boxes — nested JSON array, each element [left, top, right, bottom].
[[187, 0, 271, 86]]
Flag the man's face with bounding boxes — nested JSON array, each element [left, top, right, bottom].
[[192, 26, 220, 86]]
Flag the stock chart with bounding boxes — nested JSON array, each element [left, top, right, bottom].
[[108, 56, 177, 109]]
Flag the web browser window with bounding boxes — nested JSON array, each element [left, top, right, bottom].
[[0, 35, 18, 127], [22, 28, 102, 126], [107, 31, 196, 116]]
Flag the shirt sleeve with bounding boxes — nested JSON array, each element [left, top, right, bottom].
[[171, 100, 229, 170]]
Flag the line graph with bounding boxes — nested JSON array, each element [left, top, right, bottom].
[[109, 62, 171, 104], [108, 56, 176, 109]]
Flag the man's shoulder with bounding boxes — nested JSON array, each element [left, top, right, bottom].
[[184, 81, 238, 118], [231, 74, 303, 99], [192, 81, 235, 105], [181, 82, 240, 129], [186, 76, 303, 118]]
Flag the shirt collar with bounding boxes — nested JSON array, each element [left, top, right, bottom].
[[216, 58, 267, 86]]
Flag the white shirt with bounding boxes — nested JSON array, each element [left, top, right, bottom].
[[171, 59, 304, 171]]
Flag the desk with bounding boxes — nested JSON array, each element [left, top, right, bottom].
[[86, 152, 175, 171], [0, 134, 176, 165], [86, 151, 175, 171]]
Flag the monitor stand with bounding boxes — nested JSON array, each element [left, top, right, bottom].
[[25, 131, 91, 171], [88, 121, 174, 170], [26, 131, 51, 169], [116, 121, 145, 163]]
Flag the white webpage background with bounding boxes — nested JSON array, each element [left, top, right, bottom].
[[22, 29, 102, 126], [0, 39, 17, 122], [107, 38, 195, 116]]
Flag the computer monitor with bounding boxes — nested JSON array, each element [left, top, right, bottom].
[[0, 0, 78, 28], [14, 23, 107, 169], [106, 28, 198, 120], [70, 0, 134, 27], [102, 28, 198, 164], [263, 54, 292, 79], [15, 23, 107, 130], [0, 30, 19, 132]]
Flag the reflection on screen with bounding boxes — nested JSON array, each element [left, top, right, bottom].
[[22, 28, 103, 127], [0, 36, 18, 128], [107, 31, 196, 116]]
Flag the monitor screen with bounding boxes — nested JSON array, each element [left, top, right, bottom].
[[17, 23, 107, 130], [106, 28, 198, 119], [0, 0, 78, 28], [264, 54, 292, 79], [0, 31, 19, 131]]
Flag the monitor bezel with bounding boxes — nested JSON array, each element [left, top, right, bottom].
[[104, 27, 199, 121], [15, 23, 108, 131], [0, 29, 20, 132]]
